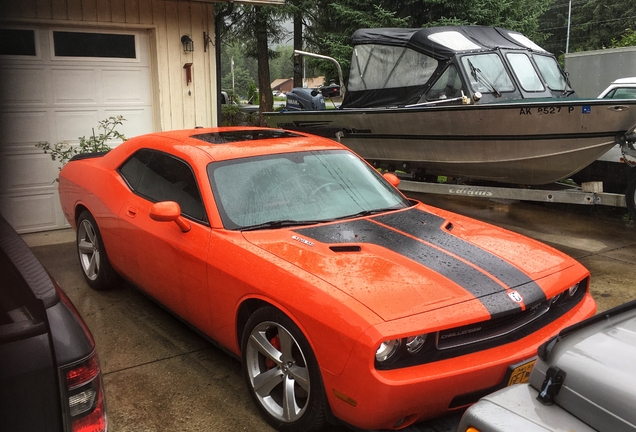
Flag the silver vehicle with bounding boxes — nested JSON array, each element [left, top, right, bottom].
[[457, 299, 636, 432]]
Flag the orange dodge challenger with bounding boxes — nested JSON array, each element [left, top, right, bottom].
[[58, 127, 596, 431]]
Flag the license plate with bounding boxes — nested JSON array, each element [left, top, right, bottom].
[[506, 358, 536, 386]]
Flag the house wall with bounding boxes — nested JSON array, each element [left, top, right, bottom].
[[0, 0, 219, 131]]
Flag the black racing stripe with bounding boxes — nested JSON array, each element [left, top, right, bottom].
[[296, 218, 522, 317], [374, 209, 547, 307]]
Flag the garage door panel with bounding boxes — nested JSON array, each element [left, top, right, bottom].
[[106, 108, 152, 139], [0, 111, 50, 148], [0, 192, 61, 232], [53, 109, 100, 143], [1, 153, 57, 190], [52, 68, 99, 105], [103, 68, 151, 104], [0, 68, 47, 105]]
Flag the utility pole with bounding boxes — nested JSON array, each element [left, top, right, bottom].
[[566, 0, 572, 53]]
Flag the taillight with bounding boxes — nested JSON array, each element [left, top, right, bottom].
[[62, 353, 107, 432]]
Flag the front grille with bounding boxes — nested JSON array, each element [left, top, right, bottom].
[[437, 303, 550, 350]]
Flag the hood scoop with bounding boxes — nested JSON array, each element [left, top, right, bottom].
[[329, 245, 362, 253]]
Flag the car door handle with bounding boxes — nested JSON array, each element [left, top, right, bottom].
[[126, 207, 138, 218]]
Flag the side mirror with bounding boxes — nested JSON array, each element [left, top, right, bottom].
[[149, 201, 191, 232], [383, 172, 400, 188]]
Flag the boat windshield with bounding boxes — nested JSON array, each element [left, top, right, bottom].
[[461, 53, 514, 94], [506, 53, 544, 92], [207, 150, 411, 230], [348, 44, 438, 90], [423, 64, 466, 101], [533, 55, 569, 91]]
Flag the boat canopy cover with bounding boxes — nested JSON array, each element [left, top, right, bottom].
[[342, 26, 547, 108], [350, 26, 546, 60]]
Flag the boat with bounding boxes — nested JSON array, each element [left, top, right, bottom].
[[265, 26, 636, 185]]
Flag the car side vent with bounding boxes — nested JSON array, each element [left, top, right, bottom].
[[329, 245, 362, 253]]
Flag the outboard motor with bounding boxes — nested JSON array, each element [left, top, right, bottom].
[[285, 81, 341, 111], [285, 88, 326, 111]]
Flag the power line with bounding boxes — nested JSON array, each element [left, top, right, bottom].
[[540, 15, 636, 32]]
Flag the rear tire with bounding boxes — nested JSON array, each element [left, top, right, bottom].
[[76, 210, 120, 290], [241, 307, 327, 432]]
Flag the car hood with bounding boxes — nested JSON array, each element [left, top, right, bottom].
[[242, 207, 575, 321]]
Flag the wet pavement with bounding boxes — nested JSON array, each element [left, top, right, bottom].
[[24, 193, 636, 432]]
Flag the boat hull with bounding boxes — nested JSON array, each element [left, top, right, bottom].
[[265, 100, 636, 185]]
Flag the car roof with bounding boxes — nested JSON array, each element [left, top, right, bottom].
[[610, 77, 636, 85], [131, 127, 344, 162]]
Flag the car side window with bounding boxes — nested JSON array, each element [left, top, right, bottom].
[[119, 149, 207, 223]]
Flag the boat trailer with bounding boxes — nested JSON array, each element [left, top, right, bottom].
[[399, 179, 625, 208], [397, 136, 636, 219]]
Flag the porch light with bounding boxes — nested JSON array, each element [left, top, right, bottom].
[[181, 35, 194, 53]]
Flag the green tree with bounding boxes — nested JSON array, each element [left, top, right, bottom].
[[221, 66, 254, 100], [540, 0, 636, 55], [223, 4, 288, 124], [269, 45, 296, 80], [611, 28, 636, 48], [220, 42, 258, 97]]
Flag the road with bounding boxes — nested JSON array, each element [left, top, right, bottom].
[[25, 193, 635, 432]]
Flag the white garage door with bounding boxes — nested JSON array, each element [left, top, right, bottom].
[[0, 26, 153, 233]]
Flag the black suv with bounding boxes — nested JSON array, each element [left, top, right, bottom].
[[0, 216, 107, 432]]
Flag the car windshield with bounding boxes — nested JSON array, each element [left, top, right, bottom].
[[208, 150, 411, 230]]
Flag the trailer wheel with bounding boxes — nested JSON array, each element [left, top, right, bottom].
[[627, 168, 636, 220]]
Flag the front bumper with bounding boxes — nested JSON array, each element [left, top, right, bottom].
[[320, 292, 596, 430]]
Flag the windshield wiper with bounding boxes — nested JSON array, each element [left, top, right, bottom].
[[241, 219, 324, 232], [467, 59, 501, 97], [241, 207, 402, 231], [336, 207, 398, 221]]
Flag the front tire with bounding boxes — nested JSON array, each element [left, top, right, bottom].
[[76, 210, 119, 290], [241, 307, 327, 432]]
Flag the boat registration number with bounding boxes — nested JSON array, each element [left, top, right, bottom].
[[506, 358, 536, 386], [519, 106, 576, 115]]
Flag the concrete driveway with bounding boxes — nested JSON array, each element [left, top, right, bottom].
[[24, 193, 636, 432]]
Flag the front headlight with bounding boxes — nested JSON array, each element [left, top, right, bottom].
[[376, 339, 401, 364], [568, 283, 579, 297], [406, 335, 427, 354], [376, 333, 429, 367]]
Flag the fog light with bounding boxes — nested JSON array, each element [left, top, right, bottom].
[[376, 339, 401, 363]]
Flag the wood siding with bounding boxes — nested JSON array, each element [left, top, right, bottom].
[[0, 0, 219, 130]]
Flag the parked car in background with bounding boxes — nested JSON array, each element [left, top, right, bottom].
[[0, 215, 107, 432], [457, 299, 636, 432], [58, 127, 596, 431], [598, 77, 636, 99], [571, 77, 636, 216]]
